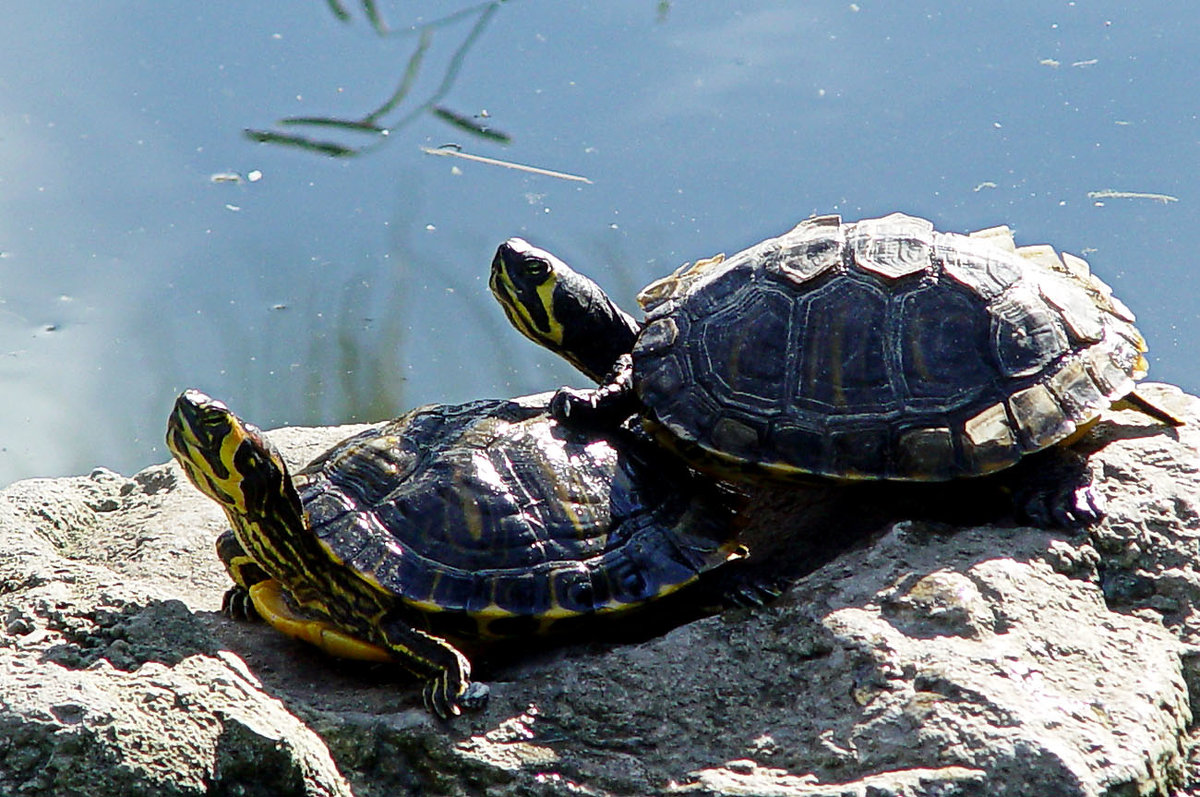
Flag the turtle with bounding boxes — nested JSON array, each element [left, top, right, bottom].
[[490, 212, 1181, 525], [166, 389, 749, 718]]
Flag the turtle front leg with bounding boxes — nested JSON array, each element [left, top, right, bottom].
[[216, 529, 270, 621], [378, 616, 490, 718], [551, 353, 640, 427]]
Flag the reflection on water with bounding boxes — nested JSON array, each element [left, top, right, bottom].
[[245, 2, 505, 158], [0, 1, 1195, 486]]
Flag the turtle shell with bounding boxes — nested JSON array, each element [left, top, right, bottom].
[[291, 392, 741, 642], [632, 212, 1149, 481]]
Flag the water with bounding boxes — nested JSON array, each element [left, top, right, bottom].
[[1, 1, 1196, 486]]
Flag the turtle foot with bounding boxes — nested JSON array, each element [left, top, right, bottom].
[[221, 585, 261, 622], [1017, 480, 1106, 528], [549, 386, 603, 423], [1012, 454, 1106, 528], [423, 678, 490, 719], [550, 354, 638, 428], [720, 574, 786, 608]]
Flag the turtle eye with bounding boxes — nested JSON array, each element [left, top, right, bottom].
[[521, 255, 551, 281]]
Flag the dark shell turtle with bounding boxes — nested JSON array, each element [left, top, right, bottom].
[[166, 390, 745, 717], [490, 212, 1179, 524]]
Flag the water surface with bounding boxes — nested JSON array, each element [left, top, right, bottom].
[[0, 1, 1195, 485]]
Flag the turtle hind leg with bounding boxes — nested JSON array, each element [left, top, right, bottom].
[[1006, 448, 1105, 528], [551, 353, 639, 427]]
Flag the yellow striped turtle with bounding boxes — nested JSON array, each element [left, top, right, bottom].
[[166, 390, 745, 718], [491, 212, 1179, 525]]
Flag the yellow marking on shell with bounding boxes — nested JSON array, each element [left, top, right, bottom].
[[315, 533, 347, 567], [589, 570, 704, 621], [1135, 353, 1149, 378], [460, 457, 495, 542], [248, 580, 393, 663], [538, 604, 586, 623], [542, 455, 591, 543], [471, 602, 521, 620], [1057, 419, 1099, 448], [406, 597, 451, 614], [535, 610, 586, 636], [647, 415, 937, 483], [827, 317, 846, 408]]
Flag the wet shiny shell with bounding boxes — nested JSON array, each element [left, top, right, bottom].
[[633, 212, 1148, 481], [292, 393, 739, 641]]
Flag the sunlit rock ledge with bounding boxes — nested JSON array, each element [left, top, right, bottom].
[[1, 384, 1197, 796]]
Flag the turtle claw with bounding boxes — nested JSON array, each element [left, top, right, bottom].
[[221, 585, 260, 622], [1015, 474, 1106, 528], [550, 386, 596, 423], [721, 577, 785, 608], [422, 676, 489, 719], [740, 583, 785, 607], [550, 354, 638, 428]]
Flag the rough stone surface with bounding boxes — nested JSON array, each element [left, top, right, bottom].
[[2, 385, 1199, 796]]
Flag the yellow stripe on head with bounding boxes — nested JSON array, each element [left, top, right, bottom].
[[489, 237, 643, 384], [489, 239, 565, 348], [166, 390, 280, 517]]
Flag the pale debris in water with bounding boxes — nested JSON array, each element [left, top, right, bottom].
[[210, 170, 263, 184], [1087, 189, 1179, 205], [420, 145, 592, 184]]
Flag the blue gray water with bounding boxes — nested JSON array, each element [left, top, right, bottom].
[[0, 2, 1195, 485]]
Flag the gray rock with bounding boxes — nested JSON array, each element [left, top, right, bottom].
[[2, 386, 1198, 796]]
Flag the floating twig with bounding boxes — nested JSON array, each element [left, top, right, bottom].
[[1087, 189, 1179, 204], [421, 146, 592, 183]]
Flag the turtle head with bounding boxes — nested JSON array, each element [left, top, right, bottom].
[[490, 237, 642, 384], [166, 389, 298, 520]]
